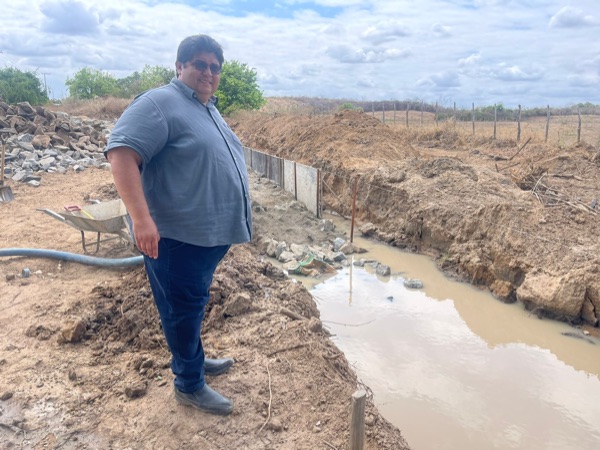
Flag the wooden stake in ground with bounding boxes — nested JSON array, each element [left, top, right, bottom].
[[545, 105, 550, 143], [517, 104, 522, 142], [350, 390, 366, 450]]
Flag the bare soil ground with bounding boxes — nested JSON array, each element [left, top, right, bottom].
[[0, 166, 407, 449]]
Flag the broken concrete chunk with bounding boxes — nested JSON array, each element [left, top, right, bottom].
[[278, 250, 297, 263], [339, 241, 355, 255], [320, 219, 335, 232], [403, 278, 423, 289], [359, 222, 377, 236], [275, 241, 288, 259], [332, 237, 346, 251], [376, 264, 391, 276]]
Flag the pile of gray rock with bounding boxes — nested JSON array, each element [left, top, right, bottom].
[[256, 230, 397, 279], [0, 101, 112, 186]]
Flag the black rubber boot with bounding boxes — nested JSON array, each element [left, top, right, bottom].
[[174, 384, 233, 415], [204, 357, 234, 376]]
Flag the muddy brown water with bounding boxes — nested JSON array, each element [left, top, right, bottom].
[[301, 217, 600, 450]]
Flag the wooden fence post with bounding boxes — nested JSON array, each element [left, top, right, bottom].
[[350, 390, 366, 450], [453, 101, 456, 128], [435, 102, 439, 127], [545, 105, 550, 143], [517, 104, 522, 142], [578, 106, 582, 143], [420, 101, 424, 126], [493, 104, 497, 140]]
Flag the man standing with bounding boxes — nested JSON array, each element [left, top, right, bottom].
[[105, 34, 252, 415]]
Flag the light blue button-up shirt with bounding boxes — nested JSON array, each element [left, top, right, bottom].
[[106, 78, 252, 247]]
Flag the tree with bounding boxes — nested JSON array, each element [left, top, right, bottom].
[[339, 102, 363, 112], [116, 65, 175, 98], [216, 60, 265, 116], [117, 71, 142, 98], [65, 67, 119, 99], [0, 68, 48, 105], [139, 65, 175, 92]]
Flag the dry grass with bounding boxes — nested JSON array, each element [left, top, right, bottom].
[[378, 110, 600, 149], [259, 97, 600, 152], [48, 96, 132, 120], [49, 96, 600, 152]]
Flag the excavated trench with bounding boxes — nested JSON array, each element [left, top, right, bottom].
[[230, 110, 600, 330]]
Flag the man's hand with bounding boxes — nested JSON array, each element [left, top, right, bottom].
[[132, 216, 160, 259], [107, 146, 160, 259]]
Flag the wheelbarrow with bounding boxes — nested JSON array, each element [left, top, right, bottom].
[[37, 199, 133, 254]]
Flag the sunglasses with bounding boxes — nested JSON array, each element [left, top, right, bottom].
[[189, 60, 222, 75]]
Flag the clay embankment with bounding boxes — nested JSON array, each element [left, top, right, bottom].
[[231, 110, 600, 331]]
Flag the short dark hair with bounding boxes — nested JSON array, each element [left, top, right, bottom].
[[176, 35, 224, 66]]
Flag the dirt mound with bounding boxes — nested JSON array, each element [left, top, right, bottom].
[[232, 109, 410, 171], [0, 167, 409, 449], [80, 245, 407, 449], [231, 110, 600, 327]]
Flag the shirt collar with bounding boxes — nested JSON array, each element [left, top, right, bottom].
[[171, 78, 219, 107]]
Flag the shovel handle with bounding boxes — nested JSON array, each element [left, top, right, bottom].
[[1, 138, 5, 185]]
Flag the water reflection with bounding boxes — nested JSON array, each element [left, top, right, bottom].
[[313, 267, 600, 450]]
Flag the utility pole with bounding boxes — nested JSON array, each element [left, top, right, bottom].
[[42, 73, 49, 98]]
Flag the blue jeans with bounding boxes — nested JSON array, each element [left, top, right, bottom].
[[144, 238, 230, 393]]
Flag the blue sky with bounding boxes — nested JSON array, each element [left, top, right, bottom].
[[1, 0, 598, 107]]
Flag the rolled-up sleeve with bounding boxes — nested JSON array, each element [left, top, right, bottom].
[[106, 96, 169, 165]]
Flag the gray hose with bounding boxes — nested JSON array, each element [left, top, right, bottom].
[[0, 248, 144, 267]]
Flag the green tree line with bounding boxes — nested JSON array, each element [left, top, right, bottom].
[[0, 61, 265, 116], [0, 68, 49, 105]]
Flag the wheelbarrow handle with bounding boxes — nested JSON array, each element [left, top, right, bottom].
[[36, 208, 67, 222]]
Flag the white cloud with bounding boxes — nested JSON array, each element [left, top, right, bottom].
[[432, 23, 452, 37], [0, 0, 597, 106], [418, 71, 461, 89], [491, 64, 543, 82], [458, 53, 481, 67], [285, 0, 366, 6], [357, 78, 376, 88], [549, 6, 598, 28], [40, 0, 100, 35], [326, 44, 411, 63], [361, 20, 410, 44], [568, 73, 600, 87]]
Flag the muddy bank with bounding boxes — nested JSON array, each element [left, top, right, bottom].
[[0, 168, 409, 449], [231, 110, 600, 329]]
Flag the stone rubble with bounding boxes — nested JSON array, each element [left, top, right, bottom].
[[253, 230, 411, 284], [0, 101, 113, 186]]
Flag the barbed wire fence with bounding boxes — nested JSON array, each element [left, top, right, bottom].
[[265, 99, 600, 149]]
